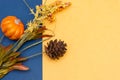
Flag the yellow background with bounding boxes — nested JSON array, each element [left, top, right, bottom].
[[43, 0, 120, 80]]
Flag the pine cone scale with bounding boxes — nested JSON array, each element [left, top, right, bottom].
[[45, 39, 67, 59]]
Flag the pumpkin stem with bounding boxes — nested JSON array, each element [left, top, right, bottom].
[[0, 35, 4, 44], [15, 19, 21, 25]]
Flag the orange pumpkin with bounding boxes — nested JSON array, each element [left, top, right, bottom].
[[0, 16, 24, 40]]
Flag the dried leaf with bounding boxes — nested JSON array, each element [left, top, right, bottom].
[[0, 67, 11, 78], [11, 63, 29, 71]]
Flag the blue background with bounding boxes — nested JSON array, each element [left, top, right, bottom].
[[0, 0, 42, 80]]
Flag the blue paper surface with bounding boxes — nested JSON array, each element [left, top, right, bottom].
[[0, 0, 42, 80]]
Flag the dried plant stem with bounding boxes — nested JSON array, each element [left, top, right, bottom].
[[19, 37, 51, 52], [12, 32, 30, 52], [23, 0, 35, 15], [0, 0, 71, 78], [19, 28, 54, 52], [7, 39, 21, 53], [25, 52, 43, 59], [1, 32, 30, 60], [0, 39, 20, 63], [20, 40, 42, 52], [23, 0, 31, 10], [20, 40, 43, 53]]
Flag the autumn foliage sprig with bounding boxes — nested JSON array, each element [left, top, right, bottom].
[[0, 0, 71, 78]]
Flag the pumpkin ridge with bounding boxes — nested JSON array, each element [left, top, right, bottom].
[[5, 27, 17, 37], [15, 29, 21, 39], [1, 16, 24, 40]]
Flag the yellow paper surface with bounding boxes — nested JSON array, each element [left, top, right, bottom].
[[43, 0, 120, 80]]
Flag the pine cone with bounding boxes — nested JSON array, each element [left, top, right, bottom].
[[45, 39, 67, 59]]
